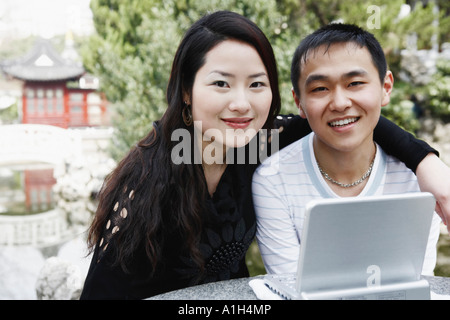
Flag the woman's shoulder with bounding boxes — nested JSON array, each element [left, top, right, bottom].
[[271, 114, 311, 149], [273, 114, 303, 129]]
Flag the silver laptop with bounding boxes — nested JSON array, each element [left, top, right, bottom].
[[264, 192, 435, 300]]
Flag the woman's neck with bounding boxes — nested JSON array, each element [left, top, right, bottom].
[[201, 139, 228, 197], [202, 162, 228, 197]]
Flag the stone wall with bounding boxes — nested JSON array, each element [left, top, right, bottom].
[[33, 128, 115, 300]]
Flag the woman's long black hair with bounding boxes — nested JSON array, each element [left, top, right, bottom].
[[86, 10, 281, 274]]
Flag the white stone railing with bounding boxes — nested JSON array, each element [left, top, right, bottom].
[[0, 124, 83, 167], [0, 124, 86, 247], [0, 209, 70, 246]]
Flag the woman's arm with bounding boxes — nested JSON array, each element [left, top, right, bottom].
[[273, 114, 311, 149], [373, 116, 438, 173], [276, 114, 438, 172], [374, 117, 450, 232], [416, 153, 450, 230], [278, 114, 449, 233]]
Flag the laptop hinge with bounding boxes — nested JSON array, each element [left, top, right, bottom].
[[299, 279, 430, 300]]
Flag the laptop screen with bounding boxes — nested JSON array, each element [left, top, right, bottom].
[[296, 193, 435, 293]]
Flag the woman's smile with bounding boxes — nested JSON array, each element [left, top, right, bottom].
[[190, 39, 272, 149], [221, 117, 254, 129]]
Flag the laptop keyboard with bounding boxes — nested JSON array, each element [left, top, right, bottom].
[[264, 273, 298, 300], [272, 273, 297, 287]]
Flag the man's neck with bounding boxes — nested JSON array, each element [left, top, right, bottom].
[[313, 135, 377, 197]]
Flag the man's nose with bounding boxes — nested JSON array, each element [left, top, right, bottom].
[[330, 87, 351, 111]]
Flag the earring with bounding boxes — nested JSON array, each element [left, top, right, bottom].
[[182, 102, 193, 126]]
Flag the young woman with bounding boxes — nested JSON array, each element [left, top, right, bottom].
[[80, 11, 446, 299]]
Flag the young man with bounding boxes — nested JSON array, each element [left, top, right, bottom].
[[252, 23, 441, 276]]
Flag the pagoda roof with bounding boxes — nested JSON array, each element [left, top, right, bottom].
[[1, 39, 85, 82]]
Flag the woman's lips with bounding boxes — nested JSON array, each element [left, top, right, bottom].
[[222, 117, 253, 129]]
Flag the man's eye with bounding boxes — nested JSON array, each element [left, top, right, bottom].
[[349, 81, 364, 87], [311, 87, 327, 92]]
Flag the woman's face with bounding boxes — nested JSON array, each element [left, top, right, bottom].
[[188, 39, 272, 154]]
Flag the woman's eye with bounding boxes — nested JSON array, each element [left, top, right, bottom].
[[213, 81, 228, 88], [250, 82, 265, 88]]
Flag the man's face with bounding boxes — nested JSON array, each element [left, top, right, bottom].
[[294, 42, 393, 154]]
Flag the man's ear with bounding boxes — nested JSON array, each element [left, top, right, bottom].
[[292, 88, 307, 119], [381, 71, 394, 107]]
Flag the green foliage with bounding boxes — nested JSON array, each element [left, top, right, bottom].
[[81, 1, 179, 159], [0, 102, 19, 124], [82, 0, 301, 159], [81, 0, 448, 159], [245, 241, 266, 276], [381, 81, 420, 133], [291, 0, 445, 77], [426, 59, 450, 119]]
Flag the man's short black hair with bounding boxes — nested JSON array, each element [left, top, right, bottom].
[[291, 23, 387, 97]]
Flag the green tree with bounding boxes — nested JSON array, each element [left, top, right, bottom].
[[81, 1, 179, 159], [82, 0, 298, 160], [82, 0, 449, 158], [284, 0, 448, 73], [426, 59, 450, 119], [281, 0, 449, 132]]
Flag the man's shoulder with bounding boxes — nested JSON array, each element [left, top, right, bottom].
[[256, 136, 308, 177]]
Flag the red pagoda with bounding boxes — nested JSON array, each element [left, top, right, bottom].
[[1, 38, 108, 128]]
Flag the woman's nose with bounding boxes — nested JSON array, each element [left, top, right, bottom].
[[229, 90, 251, 113]]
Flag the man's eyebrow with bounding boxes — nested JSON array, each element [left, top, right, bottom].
[[343, 69, 368, 78], [304, 69, 369, 87], [304, 74, 328, 87]]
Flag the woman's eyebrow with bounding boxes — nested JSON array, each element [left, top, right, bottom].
[[209, 70, 234, 77], [249, 72, 268, 79], [209, 70, 268, 79]]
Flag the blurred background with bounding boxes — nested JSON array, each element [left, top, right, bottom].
[[0, 0, 449, 299]]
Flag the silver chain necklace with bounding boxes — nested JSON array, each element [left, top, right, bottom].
[[317, 149, 376, 188]]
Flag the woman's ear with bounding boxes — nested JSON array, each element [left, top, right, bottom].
[[183, 91, 191, 105], [381, 71, 394, 107], [292, 88, 307, 119]]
